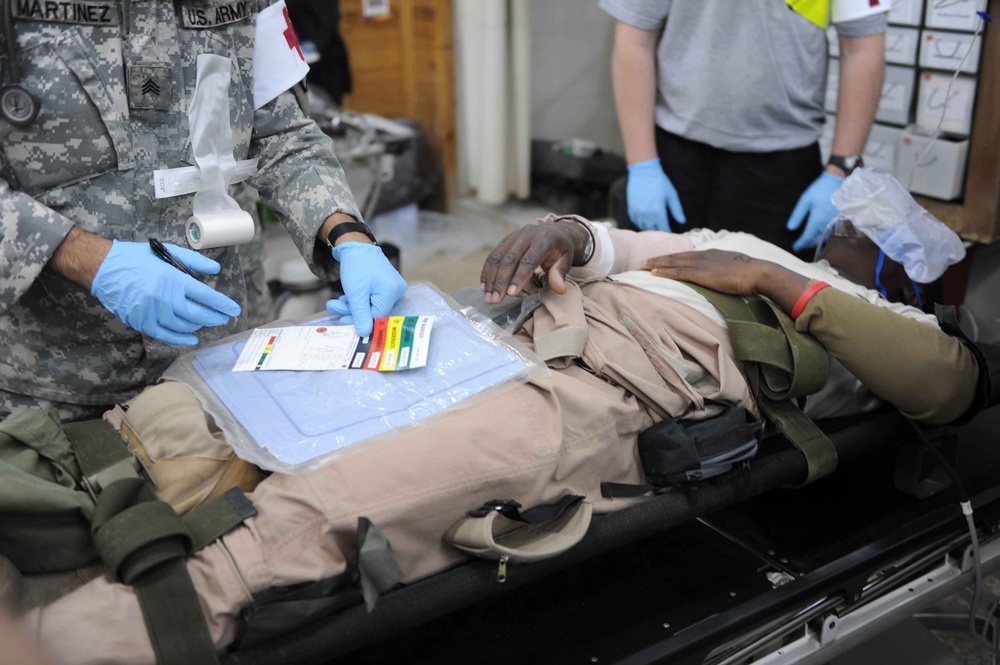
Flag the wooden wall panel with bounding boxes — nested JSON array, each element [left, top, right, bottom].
[[340, 0, 457, 209]]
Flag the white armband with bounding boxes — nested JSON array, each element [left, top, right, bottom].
[[831, 0, 890, 23], [252, 0, 310, 110]]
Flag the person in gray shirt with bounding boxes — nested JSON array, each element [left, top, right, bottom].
[[601, 0, 888, 254]]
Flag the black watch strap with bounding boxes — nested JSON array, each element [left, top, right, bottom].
[[326, 220, 378, 248], [828, 154, 864, 177]]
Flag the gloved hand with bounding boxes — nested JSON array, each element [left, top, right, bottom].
[[91, 240, 241, 346], [626, 158, 687, 232], [786, 172, 845, 253], [325, 242, 407, 337]]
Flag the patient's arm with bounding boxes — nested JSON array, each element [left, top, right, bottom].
[[646, 250, 979, 424], [601, 226, 694, 273], [481, 219, 700, 303], [794, 288, 978, 424]]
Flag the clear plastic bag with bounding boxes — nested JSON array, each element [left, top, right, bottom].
[[831, 168, 965, 283], [163, 283, 547, 473]]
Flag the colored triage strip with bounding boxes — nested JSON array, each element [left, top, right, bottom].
[[378, 316, 404, 371], [396, 316, 418, 369], [254, 335, 278, 370], [364, 318, 389, 370]]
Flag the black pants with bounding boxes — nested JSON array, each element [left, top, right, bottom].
[[612, 128, 823, 254]]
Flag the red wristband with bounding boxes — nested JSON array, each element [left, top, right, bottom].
[[791, 281, 831, 320]]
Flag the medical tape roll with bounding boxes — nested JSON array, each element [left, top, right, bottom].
[[187, 210, 255, 250]]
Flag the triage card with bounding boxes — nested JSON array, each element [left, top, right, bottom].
[[232, 316, 434, 372]]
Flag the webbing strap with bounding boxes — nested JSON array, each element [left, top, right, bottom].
[[357, 517, 402, 612], [600, 481, 656, 499], [65, 419, 255, 665], [136, 559, 220, 665], [756, 398, 838, 483], [90, 477, 219, 665], [187, 488, 258, 552], [92, 480, 192, 584], [686, 284, 837, 484], [63, 419, 130, 478]]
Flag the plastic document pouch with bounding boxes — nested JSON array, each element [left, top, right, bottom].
[[164, 284, 544, 473]]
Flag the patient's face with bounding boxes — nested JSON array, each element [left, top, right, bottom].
[[819, 236, 911, 303], [817, 236, 880, 289]]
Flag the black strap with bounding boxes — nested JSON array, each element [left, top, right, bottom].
[[600, 482, 656, 499], [467, 495, 584, 524]]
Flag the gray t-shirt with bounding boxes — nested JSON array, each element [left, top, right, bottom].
[[601, 0, 888, 152]]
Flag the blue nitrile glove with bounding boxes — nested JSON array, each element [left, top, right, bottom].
[[325, 242, 407, 338], [626, 158, 687, 232], [91, 240, 242, 346], [787, 172, 845, 253]]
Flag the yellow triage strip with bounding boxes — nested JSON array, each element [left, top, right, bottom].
[[786, 0, 830, 29], [379, 316, 405, 371]]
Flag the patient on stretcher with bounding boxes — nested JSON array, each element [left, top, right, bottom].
[[14, 183, 990, 664]]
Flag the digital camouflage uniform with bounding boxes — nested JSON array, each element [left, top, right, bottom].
[[0, 0, 359, 419]]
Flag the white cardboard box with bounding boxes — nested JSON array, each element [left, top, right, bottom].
[[896, 131, 968, 200], [876, 65, 916, 125], [890, 0, 924, 26], [919, 30, 983, 74], [925, 0, 988, 32], [865, 124, 904, 174], [915, 71, 977, 135], [885, 27, 921, 65], [825, 58, 840, 113]]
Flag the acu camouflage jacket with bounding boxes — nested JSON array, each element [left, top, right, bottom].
[[0, 0, 360, 406]]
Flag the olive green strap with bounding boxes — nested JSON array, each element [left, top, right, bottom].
[[91, 477, 219, 665], [686, 284, 837, 483], [66, 419, 256, 665]]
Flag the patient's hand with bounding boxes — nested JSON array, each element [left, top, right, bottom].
[[643, 250, 766, 295], [644, 250, 810, 314], [481, 222, 590, 304]]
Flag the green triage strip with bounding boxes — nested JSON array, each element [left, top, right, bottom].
[[396, 316, 419, 369]]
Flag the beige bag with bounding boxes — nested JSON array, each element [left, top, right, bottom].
[[444, 496, 593, 582], [112, 382, 264, 515]]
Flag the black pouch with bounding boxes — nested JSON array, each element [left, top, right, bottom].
[[602, 407, 762, 499], [639, 407, 763, 485]]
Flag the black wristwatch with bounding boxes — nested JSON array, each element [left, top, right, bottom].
[[325, 219, 378, 248], [828, 154, 864, 177]]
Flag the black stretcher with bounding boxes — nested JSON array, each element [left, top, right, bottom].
[[221, 404, 1000, 665]]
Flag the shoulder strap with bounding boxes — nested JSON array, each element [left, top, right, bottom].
[[686, 284, 838, 484]]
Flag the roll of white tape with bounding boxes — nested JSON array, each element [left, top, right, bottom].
[[186, 211, 255, 250]]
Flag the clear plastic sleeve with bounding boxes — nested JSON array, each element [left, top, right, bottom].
[[162, 283, 548, 474], [830, 168, 965, 283]]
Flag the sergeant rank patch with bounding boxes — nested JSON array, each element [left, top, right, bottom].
[[179, 1, 252, 29], [128, 65, 172, 111]]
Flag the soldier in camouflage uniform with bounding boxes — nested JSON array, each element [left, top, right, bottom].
[[0, 0, 406, 420]]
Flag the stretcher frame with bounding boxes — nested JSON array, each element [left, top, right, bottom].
[[216, 405, 1000, 665]]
